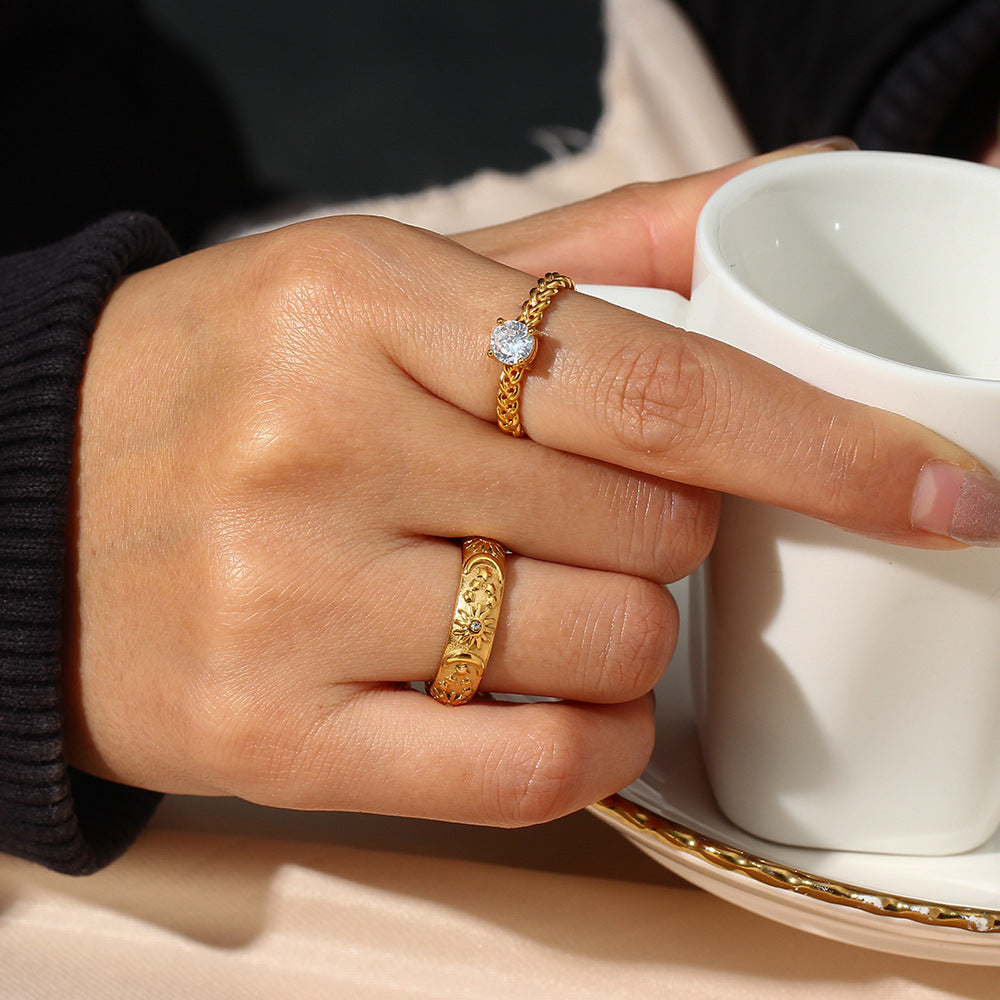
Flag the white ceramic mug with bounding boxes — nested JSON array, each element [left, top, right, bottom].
[[583, 151, 1000, 856]]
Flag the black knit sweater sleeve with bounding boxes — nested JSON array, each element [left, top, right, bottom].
[[0, 212, 178, 874], [675, 0, 1000, 160]]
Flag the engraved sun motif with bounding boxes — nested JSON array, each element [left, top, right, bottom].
[[453, 600, 498, 649]]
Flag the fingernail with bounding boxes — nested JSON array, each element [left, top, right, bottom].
[[757, 136, 859, 164], [799, 135, 859, 151], [911, 462, 1000, 545]]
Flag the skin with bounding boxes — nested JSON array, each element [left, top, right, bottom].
[[63, 146, 987, 829]]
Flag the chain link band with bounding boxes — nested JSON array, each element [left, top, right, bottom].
[[490, 272, 574, 437]]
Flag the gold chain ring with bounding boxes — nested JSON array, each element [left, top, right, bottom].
[[489, 273, 574, 437]]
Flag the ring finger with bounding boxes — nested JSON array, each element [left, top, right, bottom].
[[374, 538, 678, 704]]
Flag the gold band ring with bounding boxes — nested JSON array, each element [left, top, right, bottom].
[[489, 272, 574, 437], [427, 538, 506, 706]]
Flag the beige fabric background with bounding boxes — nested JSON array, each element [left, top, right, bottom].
[[3, 1, 997, 995], [228, 0, 754, 238], [5, 828, 1000, 999]]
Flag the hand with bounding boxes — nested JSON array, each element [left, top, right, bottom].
[[65, 151, 992, 827]]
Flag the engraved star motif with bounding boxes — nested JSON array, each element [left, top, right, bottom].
[[453, 600, 498, 649]]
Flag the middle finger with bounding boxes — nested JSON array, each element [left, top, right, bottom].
[[375, 379, 718, 584]]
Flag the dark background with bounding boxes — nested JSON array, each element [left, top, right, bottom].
[[0, 0, 604, 254], [3, 0, 998, 256], [140, 0, 605, 205]]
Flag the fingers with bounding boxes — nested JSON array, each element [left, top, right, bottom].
[[225, 532, 677, 704], [375, 382, 717, 583], [456, 141, 856, 292], [490, 558, 677, 701], [152, 534, 669, 806], [240, 687, 657, 825], [353, 231, 985, 548], [509, 291, 974, 546], [204, 541, 666, 818], [379, 542, 678, 703]]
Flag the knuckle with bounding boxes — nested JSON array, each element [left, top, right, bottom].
[[607, 181, 674, 234], [250, 214, 423, 350], [568, 180, 697, 288], [247, 221, 342, 331], [611, 180, 660, 205], [605, 182, 661, 232], [196, 478, 300, 669], [179, 538, 317, 795], [484, 726, 584, 827], [219, 388, 317, 494], [585, 577, 677, 698], [608, 476, 719, 582], [662, 486, 720, 580], [206, 513, 275, 627], [605, 182, 687, 282], [602, 332, 720, 463], [806, 405, 884, 527]]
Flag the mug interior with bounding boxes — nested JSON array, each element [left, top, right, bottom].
[[710, 153, 1000, 379]]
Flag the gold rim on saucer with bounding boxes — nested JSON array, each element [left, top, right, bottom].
[[594, 793, 1000, 934]]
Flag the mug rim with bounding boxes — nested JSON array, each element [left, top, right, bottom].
[[695, 150, 1000, 388]]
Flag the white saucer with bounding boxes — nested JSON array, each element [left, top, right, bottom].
[[588, 581, 1000, 965]]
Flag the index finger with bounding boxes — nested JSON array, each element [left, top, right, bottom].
[[354, 227, 997, 550]]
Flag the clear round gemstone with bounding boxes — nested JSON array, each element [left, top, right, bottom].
[[468, 620, 483, 634], [490, 320, 536, 365]]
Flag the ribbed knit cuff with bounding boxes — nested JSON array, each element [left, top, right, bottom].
[[855, 0, 1000, 155], [0, 213, 178, 874]]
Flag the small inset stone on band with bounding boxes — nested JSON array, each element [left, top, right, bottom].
[[490, 320, 536, 366], [468, 620, 483, 634]]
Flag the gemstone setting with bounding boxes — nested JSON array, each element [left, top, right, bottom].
[[490, 320, 536, 366]]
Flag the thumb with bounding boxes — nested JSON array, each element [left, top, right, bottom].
[[456, 138, 857, 295]]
